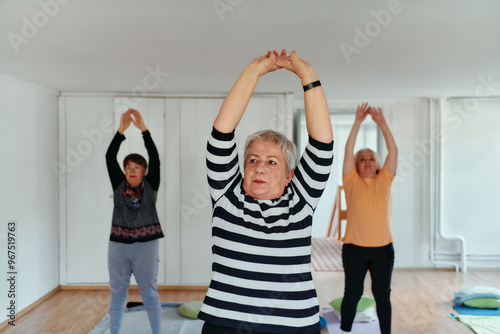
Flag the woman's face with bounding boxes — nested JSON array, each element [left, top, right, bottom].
[[125, 162, 146, 187], [356, 150, 378, 178], [243, 140, 293, 200]]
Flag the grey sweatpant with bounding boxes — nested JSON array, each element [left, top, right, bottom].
[[107, 239, 161, 334]]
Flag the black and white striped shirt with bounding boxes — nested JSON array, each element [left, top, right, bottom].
[[198, 128, 333, 333]]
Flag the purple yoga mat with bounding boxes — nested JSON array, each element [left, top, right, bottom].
[[323, 308, 381, 334]]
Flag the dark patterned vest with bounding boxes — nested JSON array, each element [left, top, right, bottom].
[[110, 179, 164, 243]]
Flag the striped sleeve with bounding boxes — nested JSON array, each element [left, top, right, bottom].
[[292, 136, 334, 209], [206, 128, 241, 203]]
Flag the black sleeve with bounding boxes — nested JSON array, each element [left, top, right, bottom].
[[143, 130, 160, 191], [105, 131, 126, 190]]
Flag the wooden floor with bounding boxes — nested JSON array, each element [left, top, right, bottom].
[[313, 268, 500, 334], [1, 269, 499, 334]]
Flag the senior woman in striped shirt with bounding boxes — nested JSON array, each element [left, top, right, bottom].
[[198, 49, 334, 334]]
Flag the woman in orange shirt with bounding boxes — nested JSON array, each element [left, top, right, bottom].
[[340, 103, 398, 334]]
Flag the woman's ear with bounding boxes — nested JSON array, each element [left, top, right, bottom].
[[285, 170, 294, 185]]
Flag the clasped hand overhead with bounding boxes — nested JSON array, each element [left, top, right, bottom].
[[251, 49, 317, 84], [356, 102, 387, 126], [118, 109, 148, 134]]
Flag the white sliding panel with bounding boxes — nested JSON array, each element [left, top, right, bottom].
[[65, 96, 115, 283], [163, 98, 182, 284]]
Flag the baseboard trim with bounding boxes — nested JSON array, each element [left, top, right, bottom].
[[0, 286, 60, 330], [59, 285, 209, 291]]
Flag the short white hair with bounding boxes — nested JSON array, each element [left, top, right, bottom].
[[355, 148, 381, 172], [244, 129, 298, 173]]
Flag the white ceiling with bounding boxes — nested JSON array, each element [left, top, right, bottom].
[[1, 0, 499, 100]]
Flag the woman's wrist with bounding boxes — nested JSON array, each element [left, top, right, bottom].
[[246, 60, 269, 78], [299, 64, 318, 85]]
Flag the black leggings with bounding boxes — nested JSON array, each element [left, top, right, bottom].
[[340, 243, 394, 334], [202, 322, 321, 334]]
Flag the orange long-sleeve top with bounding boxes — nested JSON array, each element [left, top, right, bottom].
[[342, 167, 394, 247]]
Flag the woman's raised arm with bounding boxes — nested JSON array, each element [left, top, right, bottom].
[[213, 51, 280, 133], [369, 107, 398, 176], [343, 103, 370, 176], [275, 49, 333, 144]]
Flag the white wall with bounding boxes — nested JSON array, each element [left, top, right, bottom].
[[0, 75, 59, 317], [440, 97, 500, 269]]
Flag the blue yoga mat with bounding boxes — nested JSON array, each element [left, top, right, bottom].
[[453, 304, 500, 316]]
